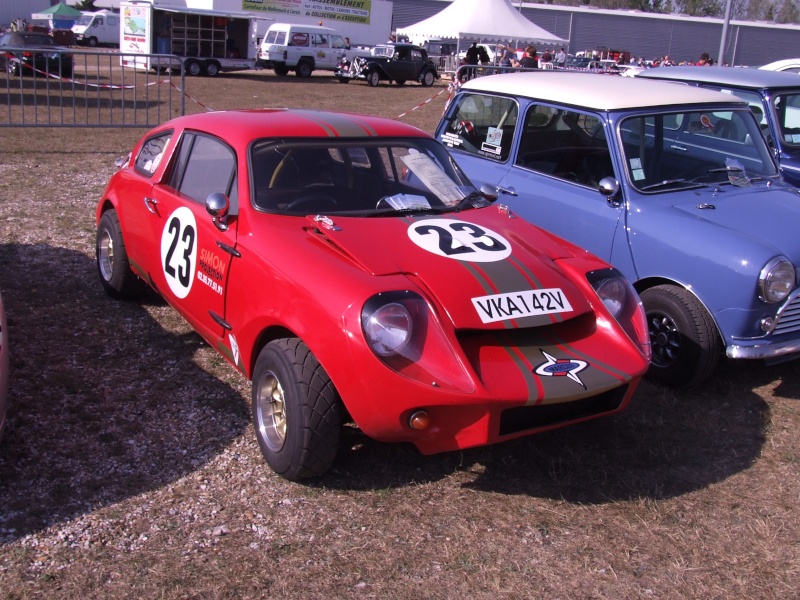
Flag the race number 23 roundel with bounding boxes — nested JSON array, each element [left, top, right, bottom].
[[161, 207, 197, 299], [408, 219, 512, 263]]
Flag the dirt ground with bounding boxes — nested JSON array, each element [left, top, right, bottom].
[[0, 68, 798, 599]]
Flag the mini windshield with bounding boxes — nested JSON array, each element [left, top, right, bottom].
[[620, 108, 779, 193], [250, 138, 478, 215]]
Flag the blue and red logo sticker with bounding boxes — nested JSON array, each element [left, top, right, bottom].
[[534, 350, 589, 389]]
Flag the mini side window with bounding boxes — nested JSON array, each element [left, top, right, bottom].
[[438, 93, 517, 162], [171, 133, 236, 208], [135, 132, 172, 176]]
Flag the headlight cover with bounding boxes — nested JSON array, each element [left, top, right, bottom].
[[759, 257, 796, 304], [587, 269, 651, 360]]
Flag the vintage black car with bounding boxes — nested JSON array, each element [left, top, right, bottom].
[[335, 44, 439, 87], [0, 31, 73, 78]]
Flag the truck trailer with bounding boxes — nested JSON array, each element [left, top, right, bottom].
[[120, 0, 268, 76]]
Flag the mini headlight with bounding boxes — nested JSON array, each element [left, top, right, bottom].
[[759, 257, 796, 304], [363, 301, 413, 357]]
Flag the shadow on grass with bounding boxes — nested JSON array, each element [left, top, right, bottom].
[[322, 359, 777, 503], [0, 244, 249, 542]]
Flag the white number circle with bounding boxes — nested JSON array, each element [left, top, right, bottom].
[[161, 206, 197, 299], [408, 219, 512, 262]]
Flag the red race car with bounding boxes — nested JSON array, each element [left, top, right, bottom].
[[95, 109, 651, 480]]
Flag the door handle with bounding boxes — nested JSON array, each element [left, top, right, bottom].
[[496, 185, 518, 197], [144, 197, 158, 214]]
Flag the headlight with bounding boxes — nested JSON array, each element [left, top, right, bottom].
[[587, 269, 651, 360], [363, 301, 413, 356], [759, 257, 796, 303]]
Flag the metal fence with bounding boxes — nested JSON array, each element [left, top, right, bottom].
[[1, 48, 185, 127]]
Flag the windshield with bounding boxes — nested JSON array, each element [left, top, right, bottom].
[[619, 108, 779, 192], [773, 92, 800, 146], [250, 138, 479, 216], [77, 15, 94, 26]]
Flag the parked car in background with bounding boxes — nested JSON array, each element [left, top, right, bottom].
[[95, 108, 651, 479], [759, 58, 800, 74], [258, 22, 348, 77], [436, 71, 800, 389], [0, 289, 8, 443], [335, 43, 438, 86], [0, 31, 73, 78], [637, 66, 800, 186]]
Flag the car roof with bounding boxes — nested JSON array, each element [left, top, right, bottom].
[[460, 71, 747, 111], [161, 109, 429, 147], [638, 66, 800, 90]]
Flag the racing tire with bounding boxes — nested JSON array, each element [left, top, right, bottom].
[[204, 61, 220, 77], [421, 70, 435, 86], [395, 79, 406, 86], [295, 60, 313, 78], [185, 60, 202, 77], [273, 64, 290, 76], [252, 338, 342, 481], [640, 285, 721, 389], [96, 209, 143, 300], [367, 70, 380, 87]]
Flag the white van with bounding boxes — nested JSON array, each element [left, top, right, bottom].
[[258, 23, 347, 77], [72, 10, 119, 47]]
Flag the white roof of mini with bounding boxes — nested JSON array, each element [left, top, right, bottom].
[[460, 71, 747, 111]]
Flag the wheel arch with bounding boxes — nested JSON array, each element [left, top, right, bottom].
[[633, 275, 723, 336]]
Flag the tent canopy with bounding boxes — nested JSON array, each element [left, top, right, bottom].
[[397, 0, 566, 46], [31, 3, 83, 21]]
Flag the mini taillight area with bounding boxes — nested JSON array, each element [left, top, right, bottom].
[[587, 268, 651, 360], [409, 410, 430, 430]]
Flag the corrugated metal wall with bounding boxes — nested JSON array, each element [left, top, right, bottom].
[[391, 1, 800, 66]]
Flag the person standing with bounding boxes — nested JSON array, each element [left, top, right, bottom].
[[519, 46, 538, 69], [555, 47, 566, 68]]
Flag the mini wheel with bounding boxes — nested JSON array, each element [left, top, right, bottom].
[[96, 209, 143, 300]]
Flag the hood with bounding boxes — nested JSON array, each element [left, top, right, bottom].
[[666, 183, 800, 260], [305, 209, 596, 330]]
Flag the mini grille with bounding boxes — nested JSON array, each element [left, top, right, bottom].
[[774, 294, 800, 335]]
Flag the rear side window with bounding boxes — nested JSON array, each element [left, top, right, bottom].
[[135, 132, 172, 176], [438, 93, 518, 162]]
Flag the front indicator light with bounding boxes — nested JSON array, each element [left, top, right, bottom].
[[409, 410, 431, 430]]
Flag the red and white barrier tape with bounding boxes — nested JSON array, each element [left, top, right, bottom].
[[395, 86, 449, 120]]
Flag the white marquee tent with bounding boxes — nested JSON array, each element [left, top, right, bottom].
[[397, 0, 566, 46]]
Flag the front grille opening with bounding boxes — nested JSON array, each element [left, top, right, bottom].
[[499, 385, 627, 437]]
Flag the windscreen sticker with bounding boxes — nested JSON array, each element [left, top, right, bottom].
[[472, 289, 573, 323], [629, 157, 645, 181], [408, 219, 512, 263], [161, 206, 197, 299], [535, 350, 588, 389]]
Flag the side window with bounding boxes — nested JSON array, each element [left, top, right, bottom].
[[516, 105, 614, 188], [108, 17, 117, 26], [170, 133, 236, 208], [135, 131, 172, 176], [438, 93, 518, 162], [331, 36, 345, 50]]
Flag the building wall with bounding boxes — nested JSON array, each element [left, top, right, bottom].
[[1, 0, 56, 30], [390, 0, 800, 66]]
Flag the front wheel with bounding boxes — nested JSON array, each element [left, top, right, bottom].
[[337, 76, 350, 83], [87, 36, 98, 48], [367, 70, 380, 87], [252, 338, 342, 480], [96, 209, 143, 300], [421, 70, 435, 86], [640, 285, 721, 389]]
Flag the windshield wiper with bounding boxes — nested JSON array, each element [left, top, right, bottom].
[[640, 178, 708, 191]]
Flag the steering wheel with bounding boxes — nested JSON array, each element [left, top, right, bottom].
[[285, 192, 339, 213]]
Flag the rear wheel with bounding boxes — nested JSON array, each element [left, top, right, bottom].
[[273, 64, 290, 76], [640, 285, 720, 389], [337, 76, 350, 83], [252, 338, 342, 480], [185, 59, 202, 77], [295, 60, 313, 78], [96, 209, 143, 300], [367, 70, 380, 87], [204, 61, 220, 77]]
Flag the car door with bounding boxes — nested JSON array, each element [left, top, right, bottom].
[[147, 131, 239, 343]]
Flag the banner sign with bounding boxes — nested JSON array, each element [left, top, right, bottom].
[[242, 1, 372, 25]]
